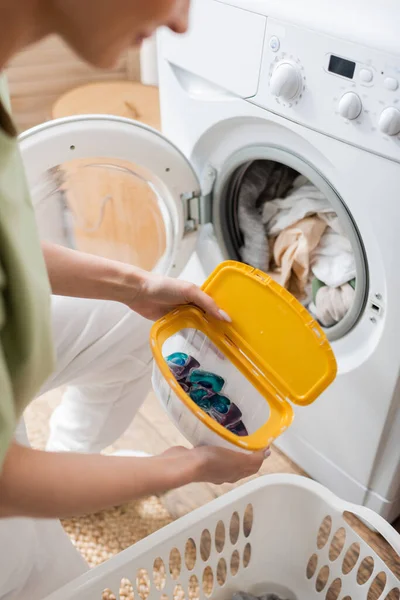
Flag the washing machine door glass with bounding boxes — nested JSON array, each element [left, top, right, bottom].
[[19, 115, 201, 277]]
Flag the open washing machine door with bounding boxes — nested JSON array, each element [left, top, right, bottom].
[[19, 115, 202, 277]]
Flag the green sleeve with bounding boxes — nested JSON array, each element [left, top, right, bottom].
[[0, 266, 16, 470], [0, 72, 54, 470]]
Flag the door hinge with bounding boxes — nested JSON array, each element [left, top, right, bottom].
[[182, 165, 216, 232], [181, 191, 201, 233]]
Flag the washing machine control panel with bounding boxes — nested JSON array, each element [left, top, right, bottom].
[[253, 18, 400, 162]]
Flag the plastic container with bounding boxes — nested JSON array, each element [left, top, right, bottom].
[[42, 474, 400, 600], [151, 261, 337, 452]]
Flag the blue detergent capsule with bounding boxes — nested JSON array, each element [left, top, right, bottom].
[[189, 386, 212, 412], [189, 369, 225, 393], [195, 397, 212, 412], [210, 402, 242, 428], [165, 352, 189, 366], [189, 384, 210, 403], [165, 354, 200, 380], [180, 356, 200, 379], [209, 393, 231, 414]]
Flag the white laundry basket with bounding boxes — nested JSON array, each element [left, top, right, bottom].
[[43, 474, 399, 600]]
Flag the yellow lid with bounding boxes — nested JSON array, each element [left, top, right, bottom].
[[203, 261, 337, 406]]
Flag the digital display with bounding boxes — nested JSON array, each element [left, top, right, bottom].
[[328, 55, 356, 79]]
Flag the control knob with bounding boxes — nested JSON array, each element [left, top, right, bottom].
[[338, 92, 362, 120], [270, 62, 302, 101], [378, 107, 400, 136]]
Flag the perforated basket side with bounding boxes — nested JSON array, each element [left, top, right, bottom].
[[42, 475, 400, 600]]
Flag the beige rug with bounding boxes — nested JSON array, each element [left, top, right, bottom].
[[24, 391, 173, 569]]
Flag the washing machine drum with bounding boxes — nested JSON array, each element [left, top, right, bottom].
[[215, 156, 368, 342]]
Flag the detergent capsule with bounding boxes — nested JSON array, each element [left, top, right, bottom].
[[166, 354, 200, 380], [166, 352, 189, 366], [210, 401, 242, 428], [189, 384, 210, 403], [189, 369, 225, 392], [189, 385, 212, 411], [209, 393, 231, 414]]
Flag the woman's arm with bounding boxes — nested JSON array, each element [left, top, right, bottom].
[[0, 442, 266, 519], [41, 241, 143, 305], [41, 242, 231, 321]]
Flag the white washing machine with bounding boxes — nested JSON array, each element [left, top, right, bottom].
[[157, 0, 400, 522], [19, 0, 400, 522]]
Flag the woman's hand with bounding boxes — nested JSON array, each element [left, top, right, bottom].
[[127, 272, 232, 322], [162, 445, 270, 485]]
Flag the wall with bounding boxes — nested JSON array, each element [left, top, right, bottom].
[[5, 35, 140, 132]]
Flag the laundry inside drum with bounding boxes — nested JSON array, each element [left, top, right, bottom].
[[162, 328, 271, 438], [222, 159, 363, 337]]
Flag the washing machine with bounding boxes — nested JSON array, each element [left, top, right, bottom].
[[19, 0, 400, 521], [157, 0, 400, 522]]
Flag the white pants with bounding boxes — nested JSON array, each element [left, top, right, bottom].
[[0, 296, 153, 600]]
